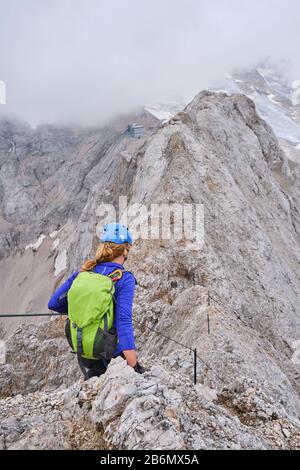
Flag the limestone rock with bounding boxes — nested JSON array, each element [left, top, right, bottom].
[[0, 91, 299, 449]]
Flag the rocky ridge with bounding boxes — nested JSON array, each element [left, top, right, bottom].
[[0, 90, 299, 449]]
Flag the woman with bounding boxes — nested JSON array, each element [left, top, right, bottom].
[[48, 222, 144, 379]]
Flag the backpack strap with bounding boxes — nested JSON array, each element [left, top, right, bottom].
[[76, 327, 89, 381]]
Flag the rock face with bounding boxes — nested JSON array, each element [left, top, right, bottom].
[[0, 111, 159, 331], [0, 115, 156, 260], [0, 91, 299, 449], [1, 322, 300, 450], [127, 91, 300, 417], [214, 63, 300, 147]]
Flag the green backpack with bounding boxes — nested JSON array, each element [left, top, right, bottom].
[[65, 269, 123, 371]]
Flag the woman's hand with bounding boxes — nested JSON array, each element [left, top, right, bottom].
[[122, 349, 138, 368], [133, 362, 145, 374]]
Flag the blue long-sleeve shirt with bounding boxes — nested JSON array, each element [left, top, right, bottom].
[[48, 262, 137, 356]]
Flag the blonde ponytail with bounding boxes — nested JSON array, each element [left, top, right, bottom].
[[81, 242, 130, 272]]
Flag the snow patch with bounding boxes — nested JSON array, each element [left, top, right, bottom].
[[212, 66, 300, 148], [25, 234, 46, 251], [52, 238, 60, 251], [145, 99, 185, 124], [257, 67, 276, 80], [267, 93, 281, 106], [49, 230, 58, 239], [145, 107, 173, 123], [291, 80, 300, 106], [213, 90, 230, 95], [249, 91, 300, 144], [54, 249, 67, 276]]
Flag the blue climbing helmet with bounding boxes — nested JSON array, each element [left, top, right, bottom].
[[100, 223, 133, 245]]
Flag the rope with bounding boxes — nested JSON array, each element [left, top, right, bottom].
[[0, 313, 63, 318], [208, 293, 252, 330], [133, 318, 193, 353], [133, 317, 226, 385], [0, 310, 226, 386]]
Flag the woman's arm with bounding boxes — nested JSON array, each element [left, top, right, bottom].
[[48, 271, 78, 313], [114, 273, 137, 366]]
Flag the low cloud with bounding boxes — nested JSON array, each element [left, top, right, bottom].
[[0, 0, 300, 126]]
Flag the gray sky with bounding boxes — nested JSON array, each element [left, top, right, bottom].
[[0, 0, 300, 126]]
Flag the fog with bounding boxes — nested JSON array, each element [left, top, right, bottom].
[[0, 0, 300, 126]]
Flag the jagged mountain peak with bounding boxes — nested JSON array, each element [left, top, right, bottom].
[[213, 62, 300, 152]]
